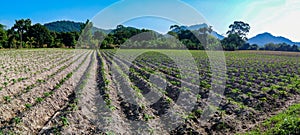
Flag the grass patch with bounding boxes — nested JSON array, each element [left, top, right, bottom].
[[245, 103, 300, 135]]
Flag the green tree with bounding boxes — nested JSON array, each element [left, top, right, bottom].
[[49, 32, 61, 48], [61, 32, 76, 48], [249, 44, 259, 50], [262, 43, 299, 52], [0, 24, 7, 48], [226, 21, 250, 40], [12, 19, 32, 48], [239, 43, 250, 50], [26, 37, 36, 48], [222, 21, 250, 51], [264, 43, 279, 51], [291, 44, 299, 52], [101, 34, 114, 49], [181, 39, 197, 49], [27, 23, 52, 48], [276, 43, 291, 51], [7, 29, 18, 49], [167, 25, 205, 50], [221, 34, 245, 51], [100, 25, 151, 48], [206, 35, 221, 50]]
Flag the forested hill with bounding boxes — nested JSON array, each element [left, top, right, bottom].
[[44, 20, 84, 32], [44, 20, 112, 33]]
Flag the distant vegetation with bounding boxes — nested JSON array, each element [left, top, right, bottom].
[[259, 43, 299, 52], [0, 19, 299, 52], [0, 19, 84, 48]]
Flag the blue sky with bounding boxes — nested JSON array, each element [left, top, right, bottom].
[[1, 0, 299, 41]]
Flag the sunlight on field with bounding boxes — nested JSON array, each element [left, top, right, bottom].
[[0, 49, 299, 134]]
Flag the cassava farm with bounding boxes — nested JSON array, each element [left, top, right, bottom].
[[0, 49, 299, 134]]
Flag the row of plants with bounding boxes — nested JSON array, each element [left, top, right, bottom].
[[0, 49, 79, 89], [0, 50, 92, 133], [102, 50, 203, 126], [0, 50, 87, 104], [38, 51, 99, 134], [100, 49, 300, 134], [101, 50, 161, 128]]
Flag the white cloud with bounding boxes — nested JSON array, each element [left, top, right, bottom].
[[244, 0, 300, 41]]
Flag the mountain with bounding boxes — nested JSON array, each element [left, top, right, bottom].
[[44, 21, 84, 32], [171, 23, 224, 40], [248, 32, 300, 46], [44, 20, 112, 34]]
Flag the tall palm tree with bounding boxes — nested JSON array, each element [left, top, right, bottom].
[[26, 37, 36, 48]]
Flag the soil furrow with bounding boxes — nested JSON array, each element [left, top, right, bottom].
[[8, 50, 93, 134]]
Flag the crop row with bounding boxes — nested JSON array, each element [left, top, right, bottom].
[[0, 49, 83, 89], [0, 50, 87, 104], [0, 50, 92, 134], [100, 49, 300, 134]]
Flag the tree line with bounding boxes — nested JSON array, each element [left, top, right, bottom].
[[0, 19, 299, 52], [0, 19, 84, 49], [259, 43, 299, 52], [99, 21, 299, 52]]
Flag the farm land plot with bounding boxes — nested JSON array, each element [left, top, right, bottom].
[[98, 50, 300, 134], [0, 49, 92, 134], [0, 49, 299, 134]]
